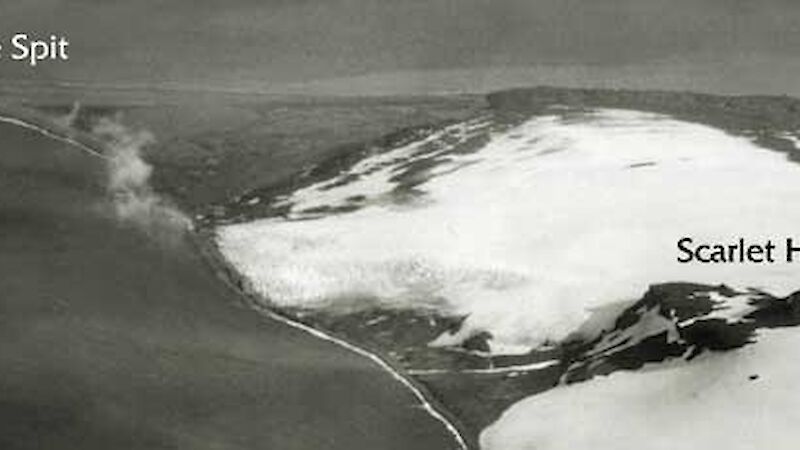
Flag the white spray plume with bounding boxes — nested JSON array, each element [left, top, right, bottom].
[[54, 101, 81, 129], [92, 117, 190, 235]]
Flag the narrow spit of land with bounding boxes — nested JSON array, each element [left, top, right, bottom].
[[0, 117, 465, 450]]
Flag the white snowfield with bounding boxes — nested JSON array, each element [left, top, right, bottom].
[[217, 109, 800, 353], [481, 327, 800, 450]]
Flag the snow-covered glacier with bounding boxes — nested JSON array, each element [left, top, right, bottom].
[[481, 325, 800, 450], [216, 109, 800, 352]]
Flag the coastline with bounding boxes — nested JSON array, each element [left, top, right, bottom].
[[0, 102, 107, 159], [0, 108, 474, 450], [11, 86, 799, 450]]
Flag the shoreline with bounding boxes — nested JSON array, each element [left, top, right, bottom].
[[192, 228, 474, 450], [0, 108, 475, 450]]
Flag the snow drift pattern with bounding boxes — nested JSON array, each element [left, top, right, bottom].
[[217, 109, 800, 353]]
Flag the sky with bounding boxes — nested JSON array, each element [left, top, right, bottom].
[[0, 0, 798, 95]]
